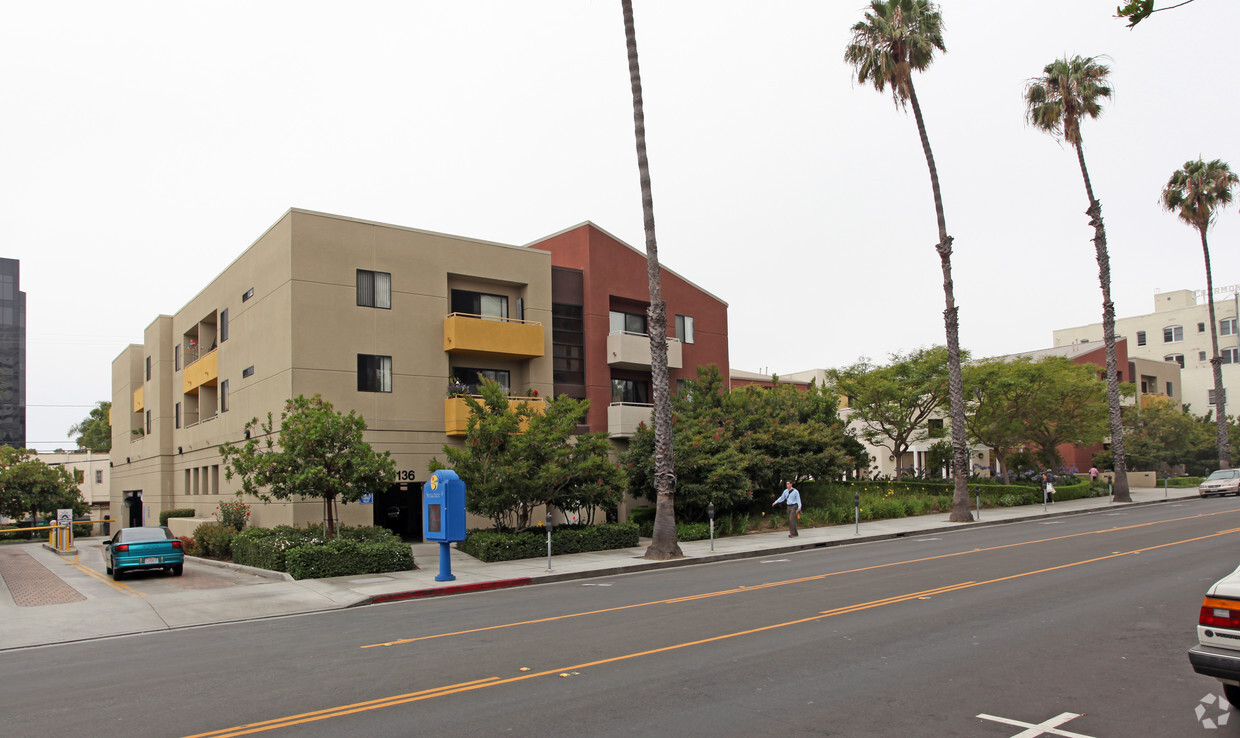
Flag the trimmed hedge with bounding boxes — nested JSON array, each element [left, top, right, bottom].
[[230, 525, 415, 579], [1164, 476, 1204, 488], [192, 522, 237, 560], [160, 508, 197, 527], [459, 522, 640, 563]]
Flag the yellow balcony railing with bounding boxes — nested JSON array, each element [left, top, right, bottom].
[[183, 349, 218, 395], [445, 395, 546, 437], [443, 313, 544, 359], [132, 387, 144, 413]]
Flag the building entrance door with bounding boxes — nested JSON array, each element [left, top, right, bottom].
[[372, 483, 423, 541], [124, 491, 143, 527]]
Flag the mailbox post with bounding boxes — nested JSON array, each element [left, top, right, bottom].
[[423, 470, 467, 582]]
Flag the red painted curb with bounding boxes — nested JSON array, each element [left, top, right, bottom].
[[369, 577, 533, 604]]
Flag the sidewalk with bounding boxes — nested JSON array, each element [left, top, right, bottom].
[[0, 486, 1198, 650]]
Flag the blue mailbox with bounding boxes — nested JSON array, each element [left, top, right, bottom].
[[424, 469, 467, 581]]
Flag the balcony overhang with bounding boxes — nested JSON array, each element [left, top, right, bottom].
[[608, 402, 653, 438], [445, 395, 547, 437], [183, 349, 218, 395], [606, 333, 682, 370], [443, 313, 545, 359]]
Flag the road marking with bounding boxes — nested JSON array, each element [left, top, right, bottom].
[[64, 557, 146, 597], [977, 711, 1093, 737], [760, 558, 790, 563], [915, 537, 942, 541]]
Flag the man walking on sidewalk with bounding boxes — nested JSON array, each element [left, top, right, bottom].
[[772, 481, 802, 537]]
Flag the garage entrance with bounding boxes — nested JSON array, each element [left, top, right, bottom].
[[372, 482, 423, 541], [123, 491, 143, 527]]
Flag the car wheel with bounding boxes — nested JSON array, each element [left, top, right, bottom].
[[1224, 683, 1240, 706], [171, 563, 183, 576], [111, 567, 123, 581]]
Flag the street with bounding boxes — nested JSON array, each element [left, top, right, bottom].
[[3, 498, 1236, 737]]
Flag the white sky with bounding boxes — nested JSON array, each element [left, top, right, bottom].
[[2, 1, 1237, 451]]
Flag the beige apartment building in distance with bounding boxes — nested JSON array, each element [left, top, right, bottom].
[[111, 209, 553, 539]]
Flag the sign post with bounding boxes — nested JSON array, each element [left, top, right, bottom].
[[57, 509, 73, 552], [423, 470, 467, 582]]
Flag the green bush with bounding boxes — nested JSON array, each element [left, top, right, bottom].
[[459, 522, 640, 563], [1164, 476, 1204, 488], [232, 525, 329, 572], [285, 538, 414, 580], [214, 500, 251, 531], [160, 508, 197, 527], [192, 523, 237, 560]]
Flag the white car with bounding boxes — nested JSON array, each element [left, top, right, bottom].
[[1189, 565, 1240, 704], [1200, 469, 1240, 498]]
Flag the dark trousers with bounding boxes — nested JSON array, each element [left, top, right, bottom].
[[787, 505, 798, 535]]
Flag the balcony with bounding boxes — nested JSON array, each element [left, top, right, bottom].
[[183, 349, 218, 394], [443, 313, 544, 359], [445, 395, 547, 437], [606, 332, 682, 371], [132, 387, 144, 412], [608, 402, 653, 438]]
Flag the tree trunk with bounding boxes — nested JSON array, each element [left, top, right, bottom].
[[907, 82, 972, 522], [325, 496, 337, 539], [1074, 141, 1130, 501], [1200, 228, 1232, 469], [622, 0, 681, 560]]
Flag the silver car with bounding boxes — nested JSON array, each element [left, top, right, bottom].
[[1199, 469, 1240, 498]]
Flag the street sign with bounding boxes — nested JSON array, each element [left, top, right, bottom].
[[359, 493, 373, 504]]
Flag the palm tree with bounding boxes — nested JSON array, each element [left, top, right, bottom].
[[1024, 55, 1131, 502], [845, 0, 972, 522], [1161, 158, 1238, 470], [621, 0, 681, 559]]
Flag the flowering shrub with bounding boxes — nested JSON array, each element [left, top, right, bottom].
[[215, 500, 251, 531]]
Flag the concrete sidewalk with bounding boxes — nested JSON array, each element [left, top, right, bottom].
[[0, 486, 1199, 650]]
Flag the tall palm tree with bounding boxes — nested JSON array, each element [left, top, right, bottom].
[[1024, 55, 1131, 502], [845, 0, 972, 522], [621, 0, 681, 559], [1161, 158, 1238, 470]]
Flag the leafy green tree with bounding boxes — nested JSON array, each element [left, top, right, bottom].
[[0, 447, 86, 522], [1024, 55, 1131, 502], [830, 347, 953, 476], [1123, 399, 1215, 476], [1161, 157, 1238, 470], [432, 380, 624, 530], [625, 366, 860, 519], [219, 394, 396, 538], [1021, 361, 1112, 468], [963, 358, 1044, 483], [845, 0, 972, 521], [68, 401, 112, 452], [621, 0, 680, 560]]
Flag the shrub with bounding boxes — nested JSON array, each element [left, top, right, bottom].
[[192, 523, 237, 560], [285, 538, 414, 580], [160, 508, 197, 527], [459, 523, 639, 563], [215, 500, 251, 532], [231, 525, 328, 572], [178, 536, 196, 555]]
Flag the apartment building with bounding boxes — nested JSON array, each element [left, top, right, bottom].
[[37, 450, 110, 517], [1054, 288, 1238, 417], [0, 258, 25, 448], [111, 211, 730, 535]]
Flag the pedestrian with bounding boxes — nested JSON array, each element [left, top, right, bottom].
[[772, 480, 802, 537], [1089, 466, 1099, 482], [1041, 472, 1054, 504]]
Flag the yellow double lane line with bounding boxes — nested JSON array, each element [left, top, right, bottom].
[[186, 513, 1240, 738]]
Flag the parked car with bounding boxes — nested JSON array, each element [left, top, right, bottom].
[[1199, 469, 1240, 498], [102, 526, 184, 579], [1189, 565, 1240, 704]]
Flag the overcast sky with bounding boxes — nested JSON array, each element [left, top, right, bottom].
[[2, 0, 1237, 451]]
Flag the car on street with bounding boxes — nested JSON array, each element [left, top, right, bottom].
[[102, 526, 184, 579], [1199, 469, 1240, 498], [1189, 564, 1240, 704]]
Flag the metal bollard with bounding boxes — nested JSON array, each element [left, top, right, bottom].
[[854, 492, 860, 536]]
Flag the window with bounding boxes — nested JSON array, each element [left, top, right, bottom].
[[221, 379, 229, 412], [175, 402, 180, 429], [174, 345, 180, 371], [1136, 331, 1146, 347], [145, 410, 151, 434], [1200, 351, 1209, 362], [1209, 388, 1228, 405], [242, 287, 254, 302], [609, 310, 648, 335], [1164, 354, 1185, 368], [242, 365, 254, 378], [1223, 318, 1238, 336], [220, 309, 229, 342], [357, 270, 392, 309], [1140, 376, 1155, 394], [1222, 349, 1240, 365], [1164, 325, 1184, 343], [552, 303, 585, 389], [612, 378, 650, 404], [145, 356, 151, 381], [357, 354, 392, 393], [452, 367, 510, 395], [675, 314, 695, 344], [95, 470, 102, 484], [1199, 322, 1207, 333], [1166, 382, 1173, 396], [451, 289, 507, 320]]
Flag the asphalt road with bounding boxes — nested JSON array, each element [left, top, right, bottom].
[[5, 498, 1238, 737]]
